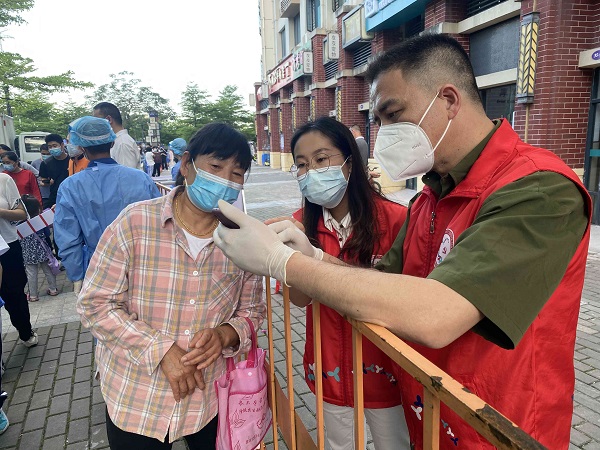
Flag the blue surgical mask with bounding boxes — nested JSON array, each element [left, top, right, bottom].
[[298, 160, 350, 209], [49, 148, 63, 158], [2, 163, 15, 172], [41, 154, 51, 161], [185, 161, 242, 212]]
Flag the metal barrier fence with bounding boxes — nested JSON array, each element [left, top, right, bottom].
[[154, 182, 545, 450]]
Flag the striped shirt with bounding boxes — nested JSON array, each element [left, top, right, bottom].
[[77, 186, 265, 442]]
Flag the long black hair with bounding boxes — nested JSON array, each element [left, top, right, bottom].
[[291, 117, 385, 266]]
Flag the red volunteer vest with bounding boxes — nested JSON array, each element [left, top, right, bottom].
[[399, 120, 591, 449], [294, 196, 407, 408]]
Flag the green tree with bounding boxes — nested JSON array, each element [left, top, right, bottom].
[[12, 93, 89, 135], [0, 0, 34, 27], [0, 51, 91, 116], [180, 83, 212, 128], [11, 91, 54, 132], [86, 71, 174, 141], [210, 85, 255, 140]]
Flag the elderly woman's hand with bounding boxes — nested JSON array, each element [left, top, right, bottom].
[[183, 325, 239, 370], [160, 344, 205, 402]]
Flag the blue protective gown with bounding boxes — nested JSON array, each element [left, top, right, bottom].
[[171, 160, 181, 181], [54, 158, 161, 281]]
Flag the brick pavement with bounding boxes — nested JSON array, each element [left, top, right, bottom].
[[1, 163, 600, 449]]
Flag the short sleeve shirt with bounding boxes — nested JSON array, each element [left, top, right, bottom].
[[376, 122, 588, 348], [0, 173, 22, 243]]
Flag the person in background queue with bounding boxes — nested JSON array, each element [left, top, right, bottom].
[[2, 152, 42, 207], [93, 102, 141, 169], [39, 134, 69, 208], [54, 117, 160, 295], [0, 174, 37, 347], [212, 34, 590, 449], [169, 138, 187, 182], [66, 135, 90, 176], [0, 145, 38, 177]]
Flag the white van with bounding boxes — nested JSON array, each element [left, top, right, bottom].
[[15, 132, 50, 163]]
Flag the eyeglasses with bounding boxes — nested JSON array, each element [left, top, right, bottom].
[[290, 153, 346, 180]]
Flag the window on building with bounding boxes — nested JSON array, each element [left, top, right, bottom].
[[470, 18, 519, 77], [479, 84, 516, 124], [307, 0, 321, 32], [466, 0, 509, 18], [280, 28, 287, 58], [332, 0, 346, 11], [585, 69, 600, 212], [293, 14, 301, 47]]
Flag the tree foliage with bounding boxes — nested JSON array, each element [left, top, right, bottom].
[[86, 71, 174, 141], [0, 0, 34, 27], [0, 52, 92, 116]]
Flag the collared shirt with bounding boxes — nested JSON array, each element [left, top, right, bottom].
[[322, 208, 352, 247], [111, 129, 141, 169], [77, 186, 265, 442]]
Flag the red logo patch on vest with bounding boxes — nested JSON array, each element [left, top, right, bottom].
[[435, 229, 454, 267]]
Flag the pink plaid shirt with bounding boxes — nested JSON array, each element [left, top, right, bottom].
[[77, 187, 265, 442]]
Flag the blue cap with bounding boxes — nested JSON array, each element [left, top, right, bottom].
[[169, 138, 187, 156], [69, 116, 116, 148]]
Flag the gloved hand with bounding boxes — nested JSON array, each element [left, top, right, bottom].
[[268, 220, 323, 260], [73, 280, 83, 295], [213, 200, 299, 286]]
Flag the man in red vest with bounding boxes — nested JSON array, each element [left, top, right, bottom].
[[213, 34, 590, 449]]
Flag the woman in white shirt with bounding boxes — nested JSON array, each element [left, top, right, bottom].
[[0, 174, 37, 347]]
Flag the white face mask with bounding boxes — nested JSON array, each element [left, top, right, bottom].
[[373, 93, 452, 181], [66, 143, 83, 158]]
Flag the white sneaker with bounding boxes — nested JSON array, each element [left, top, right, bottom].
[[23, 332, 38, 348]]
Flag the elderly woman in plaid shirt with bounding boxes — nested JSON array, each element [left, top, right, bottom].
[[78, 123, 266, 450]]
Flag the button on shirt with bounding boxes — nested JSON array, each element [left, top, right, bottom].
[[322, 208, 352, 247], [77, 186, 266, 442]]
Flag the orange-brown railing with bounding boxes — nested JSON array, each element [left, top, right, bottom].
[[266, 282, 546, 450], [154, 182, 544, 450]]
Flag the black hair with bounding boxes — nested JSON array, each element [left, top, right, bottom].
[[82, 142, 112, 155], [186, 123, 252, 172], [291, 116, 386, 267], [40, 144, 49, 151], [0, 144, 12, 152], [45, 134, 63, 145], [21, 194, 40, 217], [365, 34, 482, 105], [1, 151, 18, 163], [93, 102, 123, 125]]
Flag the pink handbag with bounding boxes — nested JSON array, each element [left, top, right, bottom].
[[215, 317, 271, 450]]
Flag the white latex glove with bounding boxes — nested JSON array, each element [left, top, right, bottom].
[[73, 279, 83, 295], [268, 220, 323, 260], [213, 200, 299, 286]]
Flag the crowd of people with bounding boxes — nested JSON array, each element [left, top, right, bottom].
[[0, 33, 593, 450]]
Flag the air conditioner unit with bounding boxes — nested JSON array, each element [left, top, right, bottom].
[[264, 126, 269, 130], [328, 110, 336, 117]]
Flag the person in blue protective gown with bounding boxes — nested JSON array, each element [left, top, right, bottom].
[[54, 116, 161, 293], [169, 138, 187, 182]]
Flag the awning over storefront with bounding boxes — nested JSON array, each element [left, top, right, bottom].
[[365, 0, 428, 32]]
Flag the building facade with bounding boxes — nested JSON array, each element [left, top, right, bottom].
[[255, 0, 600, 219]]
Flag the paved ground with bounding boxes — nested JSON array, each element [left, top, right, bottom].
[[1, 163, 600, 449]]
